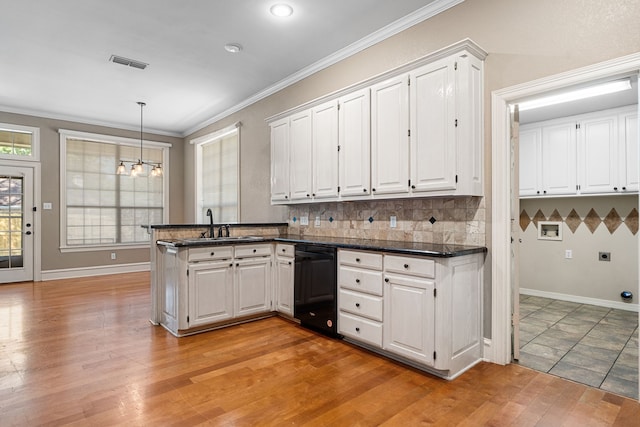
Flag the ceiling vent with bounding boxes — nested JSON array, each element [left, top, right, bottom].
[[109, 55, 148, 70]]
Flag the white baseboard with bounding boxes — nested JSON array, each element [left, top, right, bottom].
[[483, 337, 497, 364], [520, 288, 639, 312], [41, 262, 150, 281]]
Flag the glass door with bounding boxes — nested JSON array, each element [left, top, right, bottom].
[[0, 166, 33, 283]]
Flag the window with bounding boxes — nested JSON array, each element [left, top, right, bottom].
[[193, 123, 239, 223], [0, 123, 40, 161], [59, 130, 170, 250]]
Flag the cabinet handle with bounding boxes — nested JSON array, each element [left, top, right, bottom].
[[210, 252, 215, 256], [363, 188, 367, 193], [536, 190, 540, 194], [355, 327, 360, 332], [282, 248, 286, 252], [372, 188, 376, 192], [411, 185, 416, 189], [543, 190, 547, 194], [285, 195, 288, 199], [236, 263, 239, 267], [229, 263, 233, 267], [384, 278, 389, 283], [404, 264, 409, 269], [355, 303, 360, 308], [355, 258, 360, 262], [355, 279, 360, 283], [312, 193, 315, 197], [622, 187, 627, 190], [614, 187, 618, 191], [288, 261, 292, 265], [306, 194, 310, 197], [253, 249, 257, 253]]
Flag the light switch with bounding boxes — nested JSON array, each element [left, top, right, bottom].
[[315, 216, 320, 227], [300, 216, 309, 226], [43, 202, 52, 210], [390, 216, 397, 228]]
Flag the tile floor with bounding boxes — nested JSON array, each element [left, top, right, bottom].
[[518, 294, 639, 399]]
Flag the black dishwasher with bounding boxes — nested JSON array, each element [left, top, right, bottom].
[[294, 244, 338, 337]]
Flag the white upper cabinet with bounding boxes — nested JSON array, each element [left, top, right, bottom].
[[619, 108, 638, 192], [312, 100, 339, 199], [338, 89, 371, 197], [541, 121, 577, 195], [578, 114, 618, 194], [371, 74, 410, 195], [409, 58, 456, 193], [270, 117, 290, 202], [519, 105, 637, 197], [289, 110, 313, 201], [268, 40, 487, 204], [518, 127, 542, 196]]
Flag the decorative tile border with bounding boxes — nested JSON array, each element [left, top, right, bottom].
[[520, 207, 638, 235]]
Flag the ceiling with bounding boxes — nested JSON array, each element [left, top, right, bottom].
[[0, 0, 456, 137]]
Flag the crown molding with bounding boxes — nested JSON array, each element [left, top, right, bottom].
[[184, 0, 465, 136]]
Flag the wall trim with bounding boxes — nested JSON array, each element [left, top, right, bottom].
[[520, 288, 639, 313], [491, 52, 640, 367], [41, 262, 150, 281], [483, 337, 493, 362]]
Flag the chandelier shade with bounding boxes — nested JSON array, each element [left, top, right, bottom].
[[116, 101, 163, 177]]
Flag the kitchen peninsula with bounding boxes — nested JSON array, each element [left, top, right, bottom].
[[149, 223, 486, 379]]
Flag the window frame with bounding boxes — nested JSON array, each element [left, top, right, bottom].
[[59, 129, 171, 252], [192, 122, 240, 223], [0, 122, 40, 162]]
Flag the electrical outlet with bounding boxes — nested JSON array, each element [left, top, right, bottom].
[[300, 216, 309, 226], [565, 250, 572, 259], [315, 216, 320, 226], [599, 252, 611, 262], [43, 202, 52, 210], [390, 216, 397, 228], [110, 252, 116, 260]]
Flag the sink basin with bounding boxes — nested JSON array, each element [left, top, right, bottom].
[[182, 236, 263, 243]]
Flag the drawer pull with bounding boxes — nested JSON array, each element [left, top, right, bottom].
[[355, 303, 360, 308], [253, 249, 257, 253], [210, 252, 215, 256], [355, 327, 360, 332], [384, 277, 389, 283], [355, 279, 360, 283], [288, 261, 292, 265], [282, 248, 286, 252], [356, 258, 361, 262], [404, 263, 409, 269]]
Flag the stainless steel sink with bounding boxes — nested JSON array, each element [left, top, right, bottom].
[[182, 236, 263, 243]]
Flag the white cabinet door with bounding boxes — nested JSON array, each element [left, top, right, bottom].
[[620, 110, 639, 192], [312, 100, 339, 199], [235, 257, 271, 317], [289, 110, 313, 201], [541, 121, 577, 195], [383, 274, 435, 366], [188, 261, 234, 328], [275, 256, 294, 316], [579, 115, 618, 194], [410, 58, 456, 192], [371, 74, 410, 195], [270, 117, 290, 202], [519, 126, 542, 196], [161, 247, 180, 333], [339, 89, 371, 197]]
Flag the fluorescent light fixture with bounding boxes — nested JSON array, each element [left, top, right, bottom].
[[516, 79, 632, 111], [270, 4, 293, 17]]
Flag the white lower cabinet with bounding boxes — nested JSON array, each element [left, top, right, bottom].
[[160, 243, 272, 336], [274, 244, 295, 316], [338, 249, 483, 379]]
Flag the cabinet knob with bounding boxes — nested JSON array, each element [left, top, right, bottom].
[[355, 303, 360, 308], [536, 191, 540, 194], [285, 195, 288, 199], [543, 190, 547, 194], [355, 279, 360, 283], [411, 185, 416, 189], [614, 187, 618, 191], [306, 194, 310, 197], [229, 263, 233, 267], [355, 327, 360, 332], [282, 248, 286, 252], [288, 261, 292, 265], [404, 264, 409, 269], [372, 188, 376, 192], [253, 249, 257, 253], [312, 193, 315, 197], [355, 258, 360, 262], [210, 252, 215, 256], [384, 277, 389, 283], [363, 188, 367, 193], [236, 263, 239, 267], [622, 187, 627, 190]]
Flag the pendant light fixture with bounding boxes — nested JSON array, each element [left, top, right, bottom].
[[116, 101, 163, 177]]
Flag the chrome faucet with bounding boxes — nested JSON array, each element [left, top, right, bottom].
[[206, 208, 214, 238]]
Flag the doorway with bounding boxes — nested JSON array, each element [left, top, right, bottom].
[[0, 165, 34, 283], [491, 53, 640, 400]]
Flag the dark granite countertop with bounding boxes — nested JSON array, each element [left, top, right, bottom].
[[157, 234, 486, 258], [147, 223, 287, 229]]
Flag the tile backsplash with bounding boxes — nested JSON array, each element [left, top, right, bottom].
[[287, 197, 486, 246]]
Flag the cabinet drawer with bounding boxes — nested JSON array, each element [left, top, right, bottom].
[[338, 312, 383, 347], [339, 250, 382, 270], [339, 289, 383, 321], [385, 255, 435, 278], [339, 266, 383, 296], [188, 246, 233, 262], [235, 244, 272, 258], [276, 244, 294, 258]]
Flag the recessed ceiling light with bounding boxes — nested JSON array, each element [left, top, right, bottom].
[[270, 3, 293, 17], [224, 43, 243, 53]]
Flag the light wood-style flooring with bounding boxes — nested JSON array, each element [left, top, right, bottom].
[[1, 272, 639, 426]]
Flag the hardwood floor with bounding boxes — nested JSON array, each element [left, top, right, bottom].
[[1, 272, 639, 426]]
